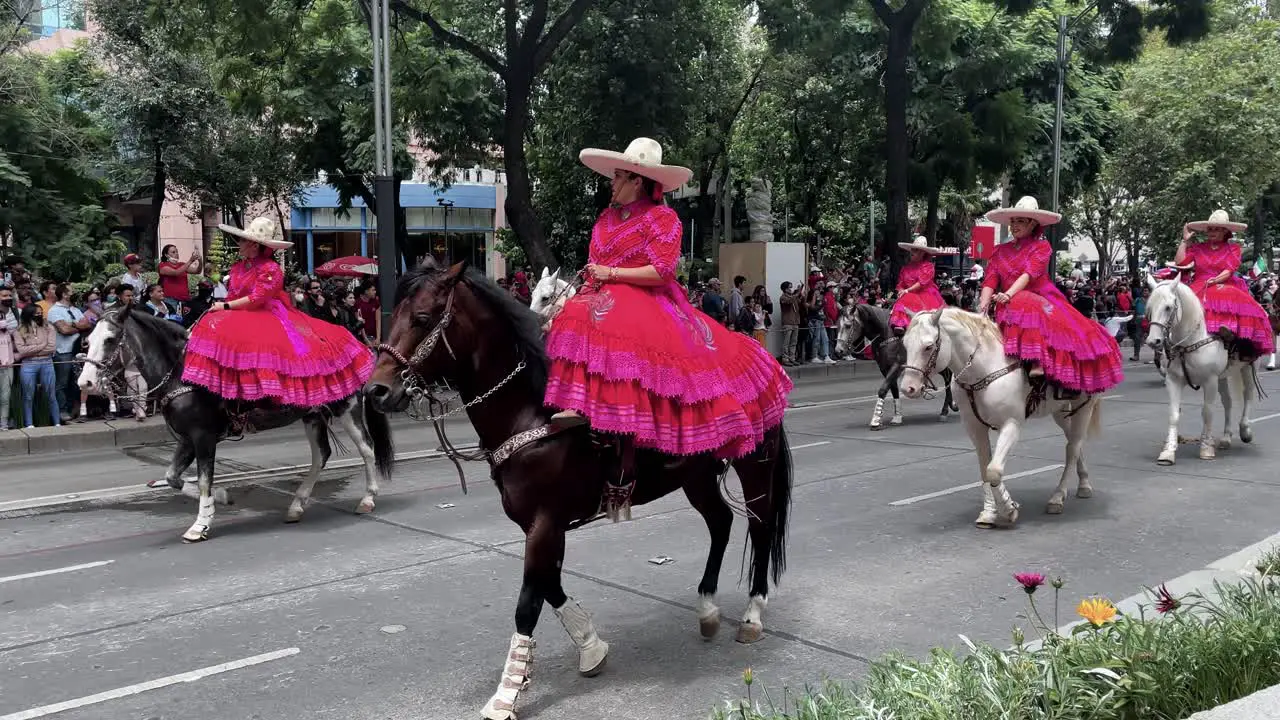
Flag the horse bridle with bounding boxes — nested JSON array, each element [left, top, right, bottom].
[[78, 314, 179, 404], [1148, 285, 1221, 390], [900, 308, 949, 391], [375, 283, 527, 423]]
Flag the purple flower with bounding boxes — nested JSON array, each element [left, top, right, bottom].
[[1155, 584, 1181, 614], [1014, 572, 1046, 594]]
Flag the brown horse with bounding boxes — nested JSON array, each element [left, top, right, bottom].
[[364, 261, 794, 720]]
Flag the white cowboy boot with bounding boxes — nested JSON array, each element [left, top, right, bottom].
[[555, 598, 609, 676], [480, 633, 534, 720]]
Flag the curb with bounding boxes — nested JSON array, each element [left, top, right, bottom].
[[0, 418, 172, 457], [783, 360, 863, 383]]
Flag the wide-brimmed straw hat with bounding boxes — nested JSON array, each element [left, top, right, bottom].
[[896, 235, 947, 255], [1187, 209, 1247, 234], [218, 217, 293, 250], [985, 196, 1061, 227], [579, 138, 692, 192]]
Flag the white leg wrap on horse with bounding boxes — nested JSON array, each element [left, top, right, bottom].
[[183, 495, 215, 541], [991, 482, 1018, 523], [890, 397, 903, 425], [976, 484, 999, 526], [696, 593, 721, 638], [742, 595, 767, 626], [480, 633, 534, 720], [870, 398, 884, 428], [555, 598, 609, 676]]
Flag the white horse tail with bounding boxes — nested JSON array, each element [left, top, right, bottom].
[[1088, 397, 1104, 439]]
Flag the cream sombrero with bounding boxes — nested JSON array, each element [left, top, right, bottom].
[[897, 236, 947, 255], [1187, 209, 1247, 234], [217, 217, 293, 250], [579, 137, 692, 192], [985, 196, 1062, 227]]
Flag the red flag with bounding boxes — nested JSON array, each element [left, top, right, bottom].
[[969, 225, 996, 261]]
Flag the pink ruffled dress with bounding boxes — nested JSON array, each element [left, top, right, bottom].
[[890, 259, 946, 329], [1184, 241, 1275, 354], [543, 199, 793, 458], [983, 233, 1124, 393]]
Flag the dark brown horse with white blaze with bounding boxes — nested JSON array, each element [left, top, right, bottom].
[[364, 261, 793, 720]]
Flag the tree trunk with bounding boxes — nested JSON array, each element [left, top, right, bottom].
[[881, 16, 916, 282], [146, 143, 166, 262], [502, 74, 556, 272], [925, 185, 941, 242]]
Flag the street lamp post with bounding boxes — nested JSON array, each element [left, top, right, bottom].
[[437, 198, 455, 263], [1050, 1, 1099, 257], [371, 0, 396, 341]]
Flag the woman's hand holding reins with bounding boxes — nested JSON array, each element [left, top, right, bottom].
[[586, 264, 613, 282]]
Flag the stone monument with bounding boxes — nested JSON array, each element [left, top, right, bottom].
[[745, 177, 774, 243]]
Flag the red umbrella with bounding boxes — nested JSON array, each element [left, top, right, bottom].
[[315, 255, 378, 277]]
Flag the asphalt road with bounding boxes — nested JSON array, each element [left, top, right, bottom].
[[3, 361, 1280, 720]]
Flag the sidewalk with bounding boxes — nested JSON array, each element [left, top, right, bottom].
[[0, 360, 865, 457]]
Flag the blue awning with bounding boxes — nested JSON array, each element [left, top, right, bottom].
[[296, 183, 496, 210]]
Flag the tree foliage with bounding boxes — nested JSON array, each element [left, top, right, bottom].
[[0, 45, 121, 280], [1109, 7, 1280, 261]]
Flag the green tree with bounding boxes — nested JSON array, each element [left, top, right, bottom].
[[0, 46, 121, 280], [1111, 9, 1280, 261]]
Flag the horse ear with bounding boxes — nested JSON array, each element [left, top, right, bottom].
[[446, 261, 467, 281], [541, 267, 550, 280], [1147, 274, 1159, 291], [550, 268, 561, 283], [1172, 272, 1182, 286]]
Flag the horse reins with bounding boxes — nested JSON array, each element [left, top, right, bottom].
[[79, 315, 181, 406], [375, 282, 531, 492], [1149, 287, 1221, 391]]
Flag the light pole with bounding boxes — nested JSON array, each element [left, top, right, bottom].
[[371, 0, 396, 340], [1050, 1, 1099, 255], [437, 198, 455, 263]]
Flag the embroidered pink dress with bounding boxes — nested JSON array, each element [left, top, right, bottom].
[[543, 199, 793, 458], [983, 233, 1124, 393], [890, 259, 946, 329], [1184, 241, 1275, 354], [183, 256, 373, 406]]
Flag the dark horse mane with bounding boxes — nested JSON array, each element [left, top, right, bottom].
[[855, 303, 892, 343], [111, 306, 188, 369], [397, 261, 550, 394]]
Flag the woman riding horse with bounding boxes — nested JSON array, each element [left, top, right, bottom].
[[1172, 210, 1275, 361], [890, 236, 948, 335], [183, 217, 374, 406], [546, 138, 792, 460], [978, 196, 1124, 394]]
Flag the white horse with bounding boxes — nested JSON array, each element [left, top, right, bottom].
[[900, 307, 1102, 528], [1143, 275, 1258, 464], [528, 266, 576, 325]]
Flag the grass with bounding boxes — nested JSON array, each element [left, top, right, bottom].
[[712, 577, 1280, 720], [1255, 545, 1280, 577]]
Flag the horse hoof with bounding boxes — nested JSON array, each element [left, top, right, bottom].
[[698, 613, 721, 640], [1156, 452, 1176, 466], [355, 499, 376, 514], [869, 421, 882, 431], [182, 528, 209, 543], [735, 622, 764, 644], [284, 512, 303, 524], [975, 521, 996, 529], [1242, 427, 1254, 444], [1218, 438, 1232, 450], [1199, 447, 1216, 461], [579, 642, 609, 677], [1045, 502, 1064, 515], [889, 416, 904, 426], [1075, 487, 1093, 499]]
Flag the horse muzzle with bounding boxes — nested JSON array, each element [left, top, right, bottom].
[[364, 380, 408, 413]]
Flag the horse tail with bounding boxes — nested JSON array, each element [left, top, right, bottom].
[[1088, 397, 1104, 439], [363, 395, 396, 482], [769, 424, 793, 585]]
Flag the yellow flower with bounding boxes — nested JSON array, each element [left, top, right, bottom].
[[1077, 597, 1117, 626]]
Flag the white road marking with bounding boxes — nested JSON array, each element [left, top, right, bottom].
[[1251, 411, 1280, 423], [0, 446, 478, 513], [0, 560, 114, 585], [0, 647, 300, 720], [790, 441, 832, 451], [889, 464, 1064, 507]]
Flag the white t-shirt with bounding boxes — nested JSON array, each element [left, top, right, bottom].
[[120, 272, 147, 294], [968, 263, 984, 282], [1103, 314, 1133, 338]]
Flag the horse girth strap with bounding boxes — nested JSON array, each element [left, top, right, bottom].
[[957, 362, 1020, 432], [1166, 336, 1220, 391]]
